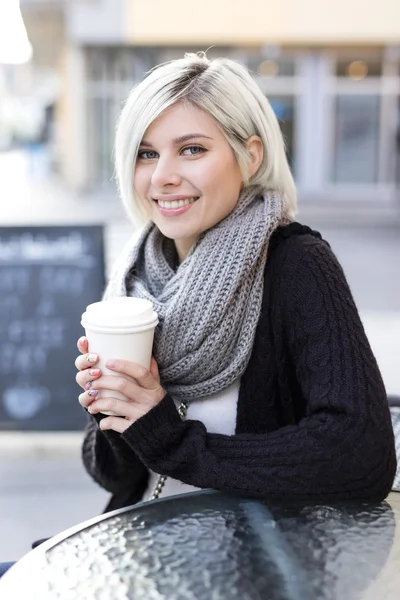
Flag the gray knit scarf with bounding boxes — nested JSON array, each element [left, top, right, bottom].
[[104, 185, 291, 401]]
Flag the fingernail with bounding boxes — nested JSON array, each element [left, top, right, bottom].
[[85, 381, 93, 389], [88, 369, 101, 377], [106, 360, 116, 369], [88, 389, 98, 398], [78, 337, 86, 345], [86, 354, 98, 363]]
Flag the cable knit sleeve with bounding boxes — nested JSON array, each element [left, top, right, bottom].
[[119, 235, 396, 502], [81, 413, 149, 501]]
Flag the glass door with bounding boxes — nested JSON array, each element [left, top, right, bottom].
[[333, 94, 380, 184], [268, 95, 296, 172]]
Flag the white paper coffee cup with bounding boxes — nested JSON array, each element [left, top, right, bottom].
[[81, 297, 159, 415]]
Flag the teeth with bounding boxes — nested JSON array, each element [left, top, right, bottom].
[[158, 197, 197, 209]]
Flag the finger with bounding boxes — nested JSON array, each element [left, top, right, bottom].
[[106, 359, 160, 391], [149, 357, 160, 383], [86, 374, 139, 399], [74, 353, 99, 371], [77, 336, 88, 353], [88, 396, 135, 419], [78, 389, 99, 409], [75, 368, 101, 390], [99, 416, 132, 434]]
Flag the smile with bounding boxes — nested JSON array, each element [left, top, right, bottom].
[[156, 197, 198, 209], [154, 196, 199, 216]]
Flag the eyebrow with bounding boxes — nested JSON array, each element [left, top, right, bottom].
[[139, 134, 213, 148]]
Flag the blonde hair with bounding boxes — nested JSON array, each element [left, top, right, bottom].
[[115, 52, 297, 225]]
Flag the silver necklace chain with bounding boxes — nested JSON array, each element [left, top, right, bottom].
[[150, 399, 189, 500]]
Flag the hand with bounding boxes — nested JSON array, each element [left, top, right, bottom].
[[75, 337, 133, 409], [86, 357, 166, 433], [75, 336, 103, 409], [75, 337, 166, 433]]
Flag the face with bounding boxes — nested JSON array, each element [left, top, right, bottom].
[[134, 102, 245, 262]]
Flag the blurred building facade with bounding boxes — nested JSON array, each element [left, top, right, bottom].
[[19, 0, 400, 206]]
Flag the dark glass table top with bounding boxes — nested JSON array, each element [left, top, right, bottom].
[[1, 491, 400, 599]]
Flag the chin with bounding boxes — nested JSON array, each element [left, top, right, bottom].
[[153, 219, 193, 238], [159, 228, 194, 241]]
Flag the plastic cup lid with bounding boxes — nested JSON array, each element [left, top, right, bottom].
[[81, 297, 158, 330]]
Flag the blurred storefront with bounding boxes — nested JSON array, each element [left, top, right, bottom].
[[19, 0, 400, 206], [2, 1, 64, 167]]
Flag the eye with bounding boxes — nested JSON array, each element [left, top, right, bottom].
[[181, 145, 206, 156], [137, 150, 158, 160]]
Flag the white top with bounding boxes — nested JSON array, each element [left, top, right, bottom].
[[142, 380, 240, 502]]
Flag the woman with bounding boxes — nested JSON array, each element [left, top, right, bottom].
[[75, 53, 396, 512]]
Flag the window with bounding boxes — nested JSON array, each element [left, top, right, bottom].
[[336, 55, 382, 78], [269, 96, 296, 173], [86, 48, 153, 188], [333, 95, 380, 184], [247, 55, 296, 77]]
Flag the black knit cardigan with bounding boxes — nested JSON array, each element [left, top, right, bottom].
[[82, 223, 397, 512]]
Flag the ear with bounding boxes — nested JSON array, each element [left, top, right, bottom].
[[245, 136, 264, 178]]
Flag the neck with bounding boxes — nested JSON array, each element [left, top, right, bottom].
[[174, 236, 199, 263]]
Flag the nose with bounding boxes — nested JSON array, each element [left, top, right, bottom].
[[150, 155, 182, 188]]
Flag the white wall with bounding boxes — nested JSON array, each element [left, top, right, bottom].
[[66, 0, 125, 44], [60, 45, 87, 191], [126, 0, 400, 45]]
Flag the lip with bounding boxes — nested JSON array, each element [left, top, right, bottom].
[[155, 198, 197, 217], [153, 195, 198, 202]]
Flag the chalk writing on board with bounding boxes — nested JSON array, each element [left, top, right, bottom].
[[3, 385, 50, 420], [0, 231, 95, 266], [39, 267, 86, 295], [0, 226, 105, 430], [0, 343, 48, 375], [0, 296, 23, 319], [0, 267, 31, 292], [7, 317, 65, 345], [36, 297, 55, 317]]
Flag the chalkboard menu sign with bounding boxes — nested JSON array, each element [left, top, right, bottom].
[[0, 226, 105, 430]]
